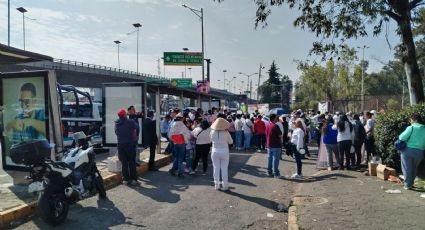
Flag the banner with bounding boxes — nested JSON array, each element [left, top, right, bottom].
[[318, 102, 329, 114], [197, 80, 210, 94]]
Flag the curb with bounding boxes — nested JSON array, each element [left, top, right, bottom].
[[287, 205, 299, 230], [0, 155, 171, 229]]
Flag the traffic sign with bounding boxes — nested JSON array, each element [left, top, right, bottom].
[[171, 78, 193, 88], [145, 78, 170, 84], [164, 52, 203, 66]]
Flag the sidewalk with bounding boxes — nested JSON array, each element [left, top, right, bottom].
[[0, 145, 169, 228], [292, 146, 425, 230]]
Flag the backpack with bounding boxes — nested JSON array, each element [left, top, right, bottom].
[[353, 121, 366, 141]]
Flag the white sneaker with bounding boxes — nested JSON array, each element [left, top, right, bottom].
[[327, 167, 332, 171], [189, 170, 195, 175], [291, 173, 302, 180], [184, 168, 190, 173], [214, 184, 220, 190]]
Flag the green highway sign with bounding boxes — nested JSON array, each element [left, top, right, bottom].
[[164, 52, 203, 66], [145, 78, 170, 84], [171, 78, 193, 88]]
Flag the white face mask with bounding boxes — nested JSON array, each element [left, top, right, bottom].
[[189, 113, 195, 121]]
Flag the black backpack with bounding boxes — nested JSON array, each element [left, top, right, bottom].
[[353, 121, 366, 141]]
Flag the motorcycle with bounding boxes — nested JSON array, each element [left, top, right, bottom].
[[10, 131, 107, 226]]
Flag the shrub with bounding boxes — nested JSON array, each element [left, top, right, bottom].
[[375, 103, 425, 171]]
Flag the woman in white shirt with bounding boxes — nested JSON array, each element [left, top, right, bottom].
[[332, 114, 354, 170], [290, 120, 305, 179], [191, 120, 212, 175], [242, 115, 253, 150], [210, 118, 233, 190]]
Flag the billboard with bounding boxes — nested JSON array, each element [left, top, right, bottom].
[[197, 80, 210, 94], [103, 83, 145, 146], [0, 72, 50, 170]]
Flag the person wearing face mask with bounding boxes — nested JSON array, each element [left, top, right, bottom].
[[6, 83, 46, 144]]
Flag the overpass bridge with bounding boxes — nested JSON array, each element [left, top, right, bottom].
[[0, 57, 246, 108]]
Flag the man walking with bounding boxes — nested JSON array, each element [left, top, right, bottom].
[[115, 109, 139, 186], [254, 115, 266, 152], [266, 114, 283, 178], [143, 111, 159, 171]]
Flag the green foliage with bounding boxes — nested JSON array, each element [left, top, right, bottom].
[[375, 104, 425, 170], [259, 61, 293, 108]]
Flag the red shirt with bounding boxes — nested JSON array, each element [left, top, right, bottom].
[[266, 122, 282, 148], [254, 118, 266, 135]]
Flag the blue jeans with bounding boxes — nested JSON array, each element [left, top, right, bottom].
[[400, 147, 424, 188], [325, 144, 339, 167], [235, 131, 243, 149], [185, 148, 194, 170], [230, 132, 236, 147], [171, 144, 186, 175], [267, 148, 281, 176], [244, 133, 251, 149]]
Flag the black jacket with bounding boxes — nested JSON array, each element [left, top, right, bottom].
[[115, 117, 138, 144], [142, 117, 158, 146]]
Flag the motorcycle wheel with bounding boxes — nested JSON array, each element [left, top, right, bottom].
[[94, 171, 107, 199], [38, 189, 69, 226]]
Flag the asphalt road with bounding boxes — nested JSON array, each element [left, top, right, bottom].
[[11, 150, 305, 230]]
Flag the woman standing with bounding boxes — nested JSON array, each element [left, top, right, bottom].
[[210, 118, 233, 190], [191, 120, 212, 175], [399, 114, 425, 190], [168, 114, 190, 177], [322, 117, 339, 171], [183, 118, 195, 175], [332, 114, 354, 170], [227, 116, 236, 149], [290, 120, 305, 179]]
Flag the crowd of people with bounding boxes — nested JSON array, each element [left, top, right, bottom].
[[114, 105, 425, 191]]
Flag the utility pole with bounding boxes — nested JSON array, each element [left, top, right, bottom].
[[257, 64, 264, 102], [358, 45, 369, 112]]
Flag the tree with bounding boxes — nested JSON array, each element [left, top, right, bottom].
[[215, 0, 425, 104], [259, 61, 281, 104], [281, 75, 293, 108]]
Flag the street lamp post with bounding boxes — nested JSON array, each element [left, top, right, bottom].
[[239, 72, 258, 103], [16, 7, 27, 50], [188, 67, 192, 79], [223, 70, 227, 90], [257, 64, 265, 102], [182, 4, 205, 80], [114, 40, 122, 69], [183, 47, 189, 78], [8, 0, 10, 46], [133, 23, 142, 74], [357, 45, 369, 112]]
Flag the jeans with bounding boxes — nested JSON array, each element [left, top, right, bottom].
[[257, 134, 266, 150], [192, 144, 211, 172], [267, 148, 281, 176], [171, 144, 186, 175], [235, 131, 243, 149], [244, 133, 251, 149], [118, 143, 137, 181], [400, 147, 424, 188], [338, 140, 352, 168], [325, 144, 339, 168], [211, 147, 230, 189], [185, 148, 194, 170], [291, 145, 303, 175]]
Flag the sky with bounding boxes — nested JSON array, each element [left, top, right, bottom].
[[1, 0, 400, 94]]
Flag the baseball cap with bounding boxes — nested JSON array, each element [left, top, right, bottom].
[[117, 109, 127, 118]]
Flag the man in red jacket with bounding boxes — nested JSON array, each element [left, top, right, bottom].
[[254, 115, 266, 152]]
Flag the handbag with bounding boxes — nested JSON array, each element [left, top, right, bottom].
[[394, 126, 414, 151]]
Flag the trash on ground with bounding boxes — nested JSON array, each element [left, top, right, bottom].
[[267, 213, 274, 218], [276, 203, 288, 212], [385, 189, 401, 194], [420, 194, 425, 198]]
